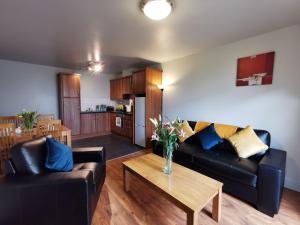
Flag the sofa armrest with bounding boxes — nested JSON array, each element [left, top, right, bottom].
[[257, 148, 286, 216], [72, 147, 106, 164], [0, 170, 94, 225]]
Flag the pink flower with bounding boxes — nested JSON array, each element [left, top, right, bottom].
[[169, 127, 175, 134], [151, 132, 159, 141], [179, 129, 186, 138]]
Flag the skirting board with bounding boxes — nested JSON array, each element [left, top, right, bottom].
[[285, 177, 300, 192]]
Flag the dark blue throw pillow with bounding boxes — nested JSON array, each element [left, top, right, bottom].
[[45, 138, 73, 172], [197, 123, 223, 150]]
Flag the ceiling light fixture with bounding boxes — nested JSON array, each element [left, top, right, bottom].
[[87, 61, 104, 73], [140, 0, 174, 21]]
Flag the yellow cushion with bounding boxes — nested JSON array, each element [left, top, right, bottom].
[[179, 121, 195, 142], [227, 126, 268, 158], [215, 124, 238, 138], [194, 121, 211, 133]]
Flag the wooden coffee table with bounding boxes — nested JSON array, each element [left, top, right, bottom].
[[123, 153, 223, 225]]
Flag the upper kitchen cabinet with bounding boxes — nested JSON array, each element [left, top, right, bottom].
[[60, 74, 80, 98], [132, 70, 146, 94], [110, 76, 132, 100], [110, 78, 123, 100], [122, 76, 132, 95]]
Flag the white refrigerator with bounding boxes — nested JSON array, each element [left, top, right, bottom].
[[134, 97, 146, 147]]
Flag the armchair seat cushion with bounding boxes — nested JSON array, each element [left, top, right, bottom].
[[73, 162, 105, 189], [193, 149, 258, 187]]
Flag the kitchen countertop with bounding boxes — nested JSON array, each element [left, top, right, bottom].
[[80, 111, 133, 115]]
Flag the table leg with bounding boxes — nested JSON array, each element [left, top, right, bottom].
[[123, 166, 130, 192], [187, 211, 198, 225], [212, 188, 222, 222]]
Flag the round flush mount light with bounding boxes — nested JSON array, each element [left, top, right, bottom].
[[140, 0, 174, 21], [87, 61, 104, 73]]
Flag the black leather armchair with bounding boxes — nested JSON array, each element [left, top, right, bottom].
[[0, 137, 106, 225]]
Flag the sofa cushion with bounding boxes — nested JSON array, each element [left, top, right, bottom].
[[193, 148, 258, 187], [196, 124, 223, 150], [45, 138, 74, 172], [214, 123, 238, 139], [10, 137, 48, 175], [228, 126, 269, 158], [237, 128, 271, 147], [194, 121, 211, 132], [179, 120, 195, 142]]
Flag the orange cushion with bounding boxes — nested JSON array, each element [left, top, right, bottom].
[[215, 123, 238, 138], [194, 121, 211, 133], [179, 121, 195, 142]]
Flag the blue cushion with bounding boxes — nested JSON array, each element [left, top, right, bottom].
[[197, 123, 223, 150], [45, 138, 73, 172]]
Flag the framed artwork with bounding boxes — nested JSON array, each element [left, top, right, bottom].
[[236, 51, 275, 86]]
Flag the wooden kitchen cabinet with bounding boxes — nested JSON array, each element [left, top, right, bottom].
[[58, 73, 81, 136], [95, 113, 111, 133], [132, 70, 146, 94], [62, 98, 81, 135], [61, 74, 80, 98], [103, 112, 111, 132], [110, 75, 133, 100], [124, 115, 133, 138], [80, 113, 96, 134], [110, 79, 117, 100], [116, 79, 123, 99], [110, 79, 123, 100], [80, 113, 111, 135], [122, 76, 132, 94]]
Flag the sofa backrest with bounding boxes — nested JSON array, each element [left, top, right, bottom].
[[9, 136, 48, 175], [187, 121, 271, 147]]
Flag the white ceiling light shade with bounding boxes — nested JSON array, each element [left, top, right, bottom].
[[87, 61, 104, 73], [141, 0, 174, 21]]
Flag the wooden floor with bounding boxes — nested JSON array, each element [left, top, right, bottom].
[[92, 150, 300, 225]]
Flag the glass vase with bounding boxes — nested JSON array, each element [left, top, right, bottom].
[[163, 148, 173, 175], [24, 121, 34, 132]]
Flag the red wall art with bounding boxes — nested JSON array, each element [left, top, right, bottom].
[[236, 51, 275, 86]]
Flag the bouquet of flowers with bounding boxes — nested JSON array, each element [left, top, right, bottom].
[[17, 110, 39, 131], [150, 115, 185, 174]]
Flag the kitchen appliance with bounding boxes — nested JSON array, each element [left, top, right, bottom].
[[125, 105, 132, 113], [134, 97, 146, 147], [116, 115, 122, 127], [116, 104, 125, 112], [106, 106, 114, 112], [125, 99, 133, 113]]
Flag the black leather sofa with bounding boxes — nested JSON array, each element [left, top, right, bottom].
[[0, 137, 106, 225], [153, 121, 286, 217]]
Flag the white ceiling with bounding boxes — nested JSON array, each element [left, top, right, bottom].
[[0, 0, 300, 73]]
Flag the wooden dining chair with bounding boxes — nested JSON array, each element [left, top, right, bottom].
[[37, 120, 64, 143], [0, 123, 16, 161], [36, 114, 55, 123], [0, 116, 22, 128]]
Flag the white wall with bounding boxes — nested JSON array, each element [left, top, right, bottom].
[[80, 72, 116, 111], [0, 60, 115, 117], [0, 60, 69, 117], [161, 24, 300, 192]]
